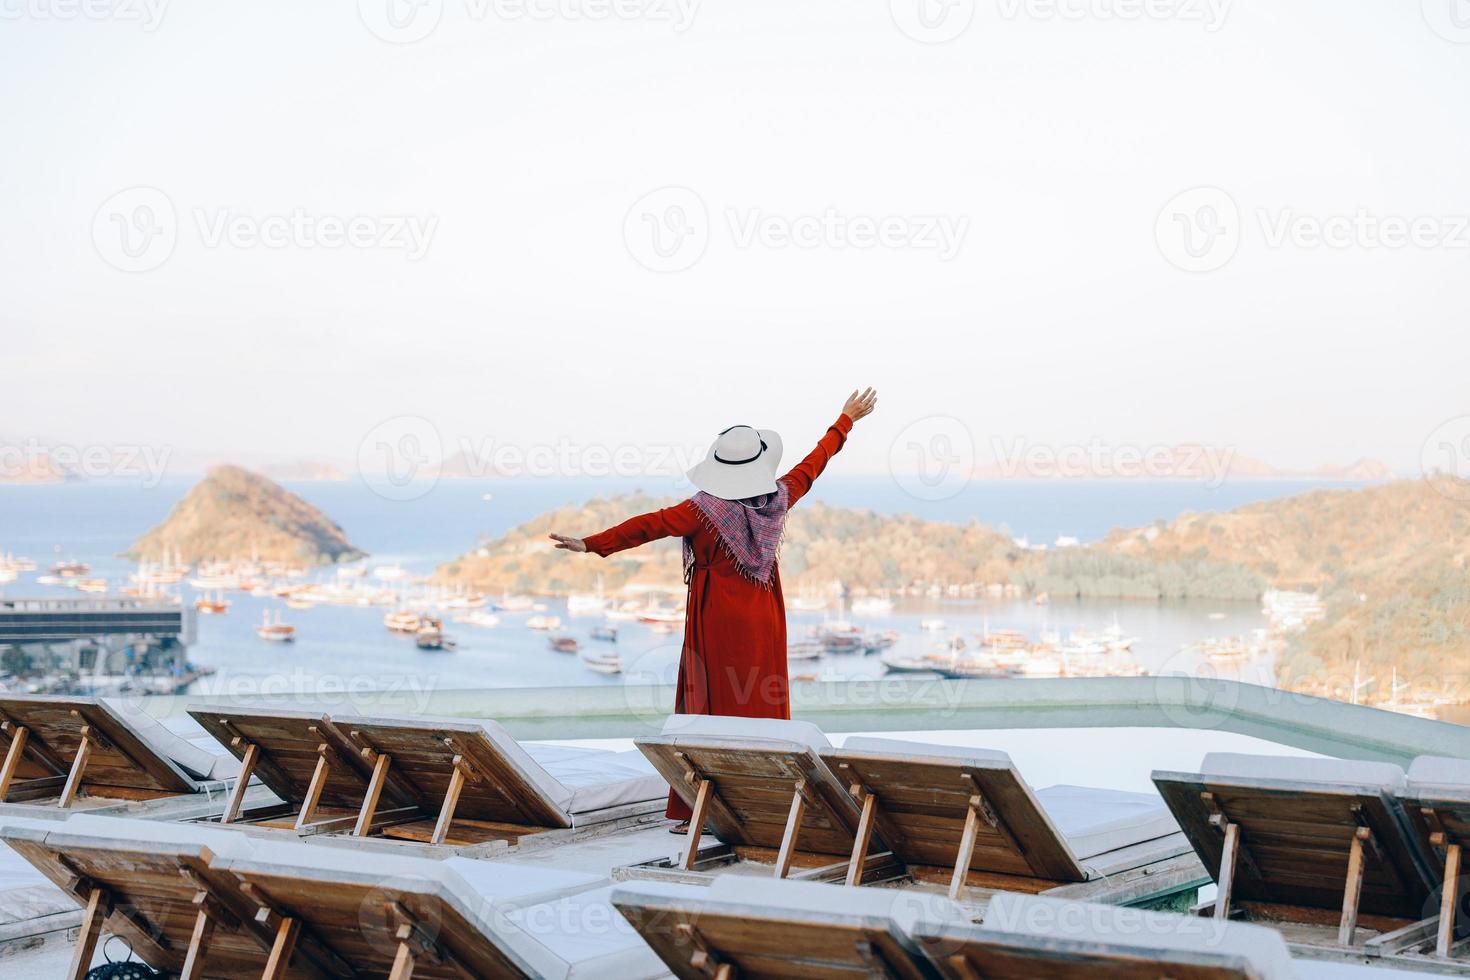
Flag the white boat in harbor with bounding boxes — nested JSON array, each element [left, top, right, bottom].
[[567, 591, 609, 615], [495, 594, 536, 612], [527, 615, 562, 631], [255, 611, 296, 643], [787, 640, 823, 661], [452, 611, 501, 629], [849, 596, 894, 617], [582, 652, 622, 675], [384, 610, 422, 633], [920, 618, 947, 632]]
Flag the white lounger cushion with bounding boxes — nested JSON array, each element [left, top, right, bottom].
[[157, 710, 244, 781], [522, 745, 666, 816], [1035, 785, 1179, 860], [981, 892, 1298, 980], [839, 735, 1013, 765], [503, 884, 667, 980], [1200, 753, 1406, 793], [838, 735, 1177, 859], [659, 713, 831, 749], [1405, 755, 1470, 800], [104, 699, 233, 783]]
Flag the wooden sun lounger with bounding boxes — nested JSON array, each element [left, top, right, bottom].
[[1396, 756, 1470, 961], [611, 878, 932, 979], [0, 820, 349, 980], [1153, 755, 1435, 947], [189, 705, 421, 835], [217, 848, 535, 979], [636, 728, 886, 882], [0, 696, 195, 808], [820, 743, 1086, 899], [327, 715, 571, 847]]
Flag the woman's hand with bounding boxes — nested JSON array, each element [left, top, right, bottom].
[[842, 387, 878, 423], [549, 533, 587, 553]]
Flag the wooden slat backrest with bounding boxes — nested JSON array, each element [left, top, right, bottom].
[[0, 696, 194, 794], [226, 861, 532, 978], [1154, 770, 1433, 919], [0, 830, 270, 977], [189, 706, 390, 809], [820, 749, 1086, 883], [914, 923, 1262, 980], [334, 716, 569, 828], [637, 735, 861, 855], [612, 889, 929, 980]]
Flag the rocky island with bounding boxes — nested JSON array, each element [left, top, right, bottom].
[[130, 465, 365, 565]]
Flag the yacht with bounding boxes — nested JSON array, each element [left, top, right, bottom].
[[254, 611, 296, 643]]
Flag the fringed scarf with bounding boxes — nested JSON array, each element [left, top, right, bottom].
[[683, 483, 791, 588]]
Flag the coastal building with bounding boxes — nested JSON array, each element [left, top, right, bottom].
[[0, 597, 201, 696]]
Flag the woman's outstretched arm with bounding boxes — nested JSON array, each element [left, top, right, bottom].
[[780, 387, 878, 506], [550, 500, 701, 557]]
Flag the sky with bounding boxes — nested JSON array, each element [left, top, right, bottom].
[[2, 0, 1468, 480]]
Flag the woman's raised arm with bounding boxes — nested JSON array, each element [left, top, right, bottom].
[[550, 500, 701, 557], [780, 387, 877, 505]]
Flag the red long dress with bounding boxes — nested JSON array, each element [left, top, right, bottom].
[[583, 413, 853, 819]]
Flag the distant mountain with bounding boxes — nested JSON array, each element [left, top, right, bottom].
[[0, 452, 71, 484], [130, 465, 365, 565], [259, 459, 348, 482]]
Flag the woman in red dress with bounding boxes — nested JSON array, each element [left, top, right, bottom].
[[550, 388, 878, 828]]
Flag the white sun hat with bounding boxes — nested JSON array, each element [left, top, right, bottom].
[[687, 425, 784, 501]]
